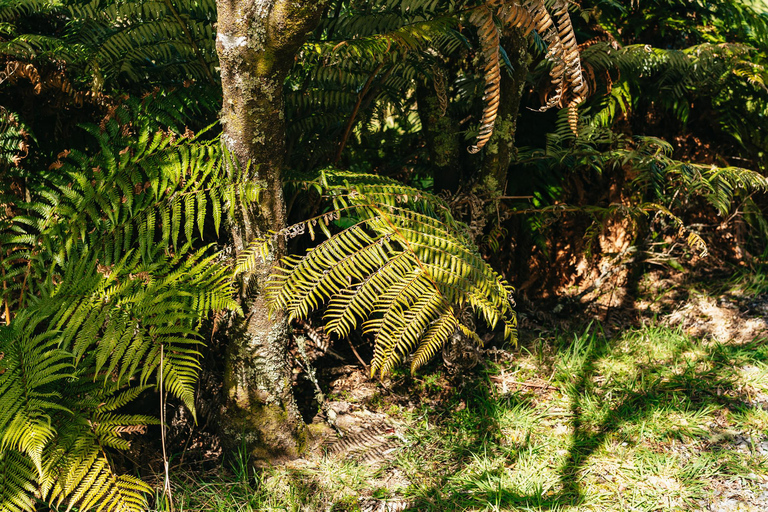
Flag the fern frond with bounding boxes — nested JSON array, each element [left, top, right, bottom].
[[45, 436, 151, 512], [467, 6, 501, 154], [410, 312, 460, 372], [0, 320, 73, 474], [242, 169, 516, 376], [0, 450, 37, 512], [366, 275, 450, 375], [466, 0, 587, 150], [0, 99, 236, 510]]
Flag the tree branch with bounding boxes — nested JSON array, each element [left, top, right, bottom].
[[334, 62, 386, 163]]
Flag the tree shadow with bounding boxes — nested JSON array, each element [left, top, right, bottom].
[[404, 325, 768, 511]]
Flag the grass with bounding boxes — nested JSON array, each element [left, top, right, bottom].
[[159, 322, 768, 511]]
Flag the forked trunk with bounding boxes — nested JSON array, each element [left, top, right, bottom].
[[215, 0, 326, 459]]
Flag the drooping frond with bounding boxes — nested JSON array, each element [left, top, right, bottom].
[[467, 6, 500, 154], [0, 450, 37, 512], [467, 0, 587, 151], [550, 0, 586, 101], [238, 169, 516, 376]]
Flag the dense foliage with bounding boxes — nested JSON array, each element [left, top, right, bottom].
[[1, 0, 768, 509]]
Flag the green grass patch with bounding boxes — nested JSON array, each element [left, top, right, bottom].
[[162, 322, 768, 511]]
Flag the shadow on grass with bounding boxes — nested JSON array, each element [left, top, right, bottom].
[[404, 326, 768, 511]]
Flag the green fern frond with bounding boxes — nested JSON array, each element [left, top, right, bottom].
[[240, 168, 516, 376], [0, 99, 237, 511], [0, 320, 73, 474], [0, 316, 152, 512], [0, 450, 37, 512], [410, 312, 459, 372], [45, 437, 151, 512]]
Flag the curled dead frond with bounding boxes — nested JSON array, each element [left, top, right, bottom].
[[567, 98, 581, 134], [468, 0, 588, 150], [468, 6, 501, 154]]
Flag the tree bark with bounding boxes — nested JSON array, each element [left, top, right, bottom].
[[215, 0, 326, 459], [416, 78, 464, 194], [479, 29, 530, 190]]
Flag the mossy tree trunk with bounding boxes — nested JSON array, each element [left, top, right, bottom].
[[416, 79, 464, 194], [479, 29, 530, 190], [215, 0, 326, 459]]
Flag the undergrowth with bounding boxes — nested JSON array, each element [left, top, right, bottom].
[[160, 322, 768, 511]]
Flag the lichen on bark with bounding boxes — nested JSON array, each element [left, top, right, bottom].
[[214, 0, 327, 459], [479, 28, 532, 189]]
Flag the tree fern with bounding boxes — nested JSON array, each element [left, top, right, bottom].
[[285, 0, 588, 167], [237, 169, 516, 376], [0, 99, 242, 511], [467, 0, 587, 149], [514, 123, 768, 258]]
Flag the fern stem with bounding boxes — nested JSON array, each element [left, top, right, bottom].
[[347, 337, 370, 373], [334, 61, 386, 163], [1, 262, 10, 325], [160, 345, 174, 511]]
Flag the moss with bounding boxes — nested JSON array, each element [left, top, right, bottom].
[[423, 95, 459, 167], [222, 311, 308, 459], [485, 115, 517, 156], [221, 400, 308, 460]]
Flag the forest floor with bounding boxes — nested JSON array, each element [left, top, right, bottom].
[[155, 266, 768, 512]]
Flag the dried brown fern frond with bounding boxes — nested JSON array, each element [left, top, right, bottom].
[[467, 0, 588, 150], [553, 0, 586, 101], [528, 0, 567, 109], [468, 5, 501, 154], [578, 35, 620, 52], [551, 0, 587, 133], [494, 0, 535, 35], [567, 97, 582, 134], [2, 60, 111, 107]]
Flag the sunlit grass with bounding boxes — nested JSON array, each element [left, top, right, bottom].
[[162, 322, 768, 511]]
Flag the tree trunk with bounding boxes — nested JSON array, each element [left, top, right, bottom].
[[416, 78, 463, 194], [215, 0, 326, 459], [479, 29, 530, 190]]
